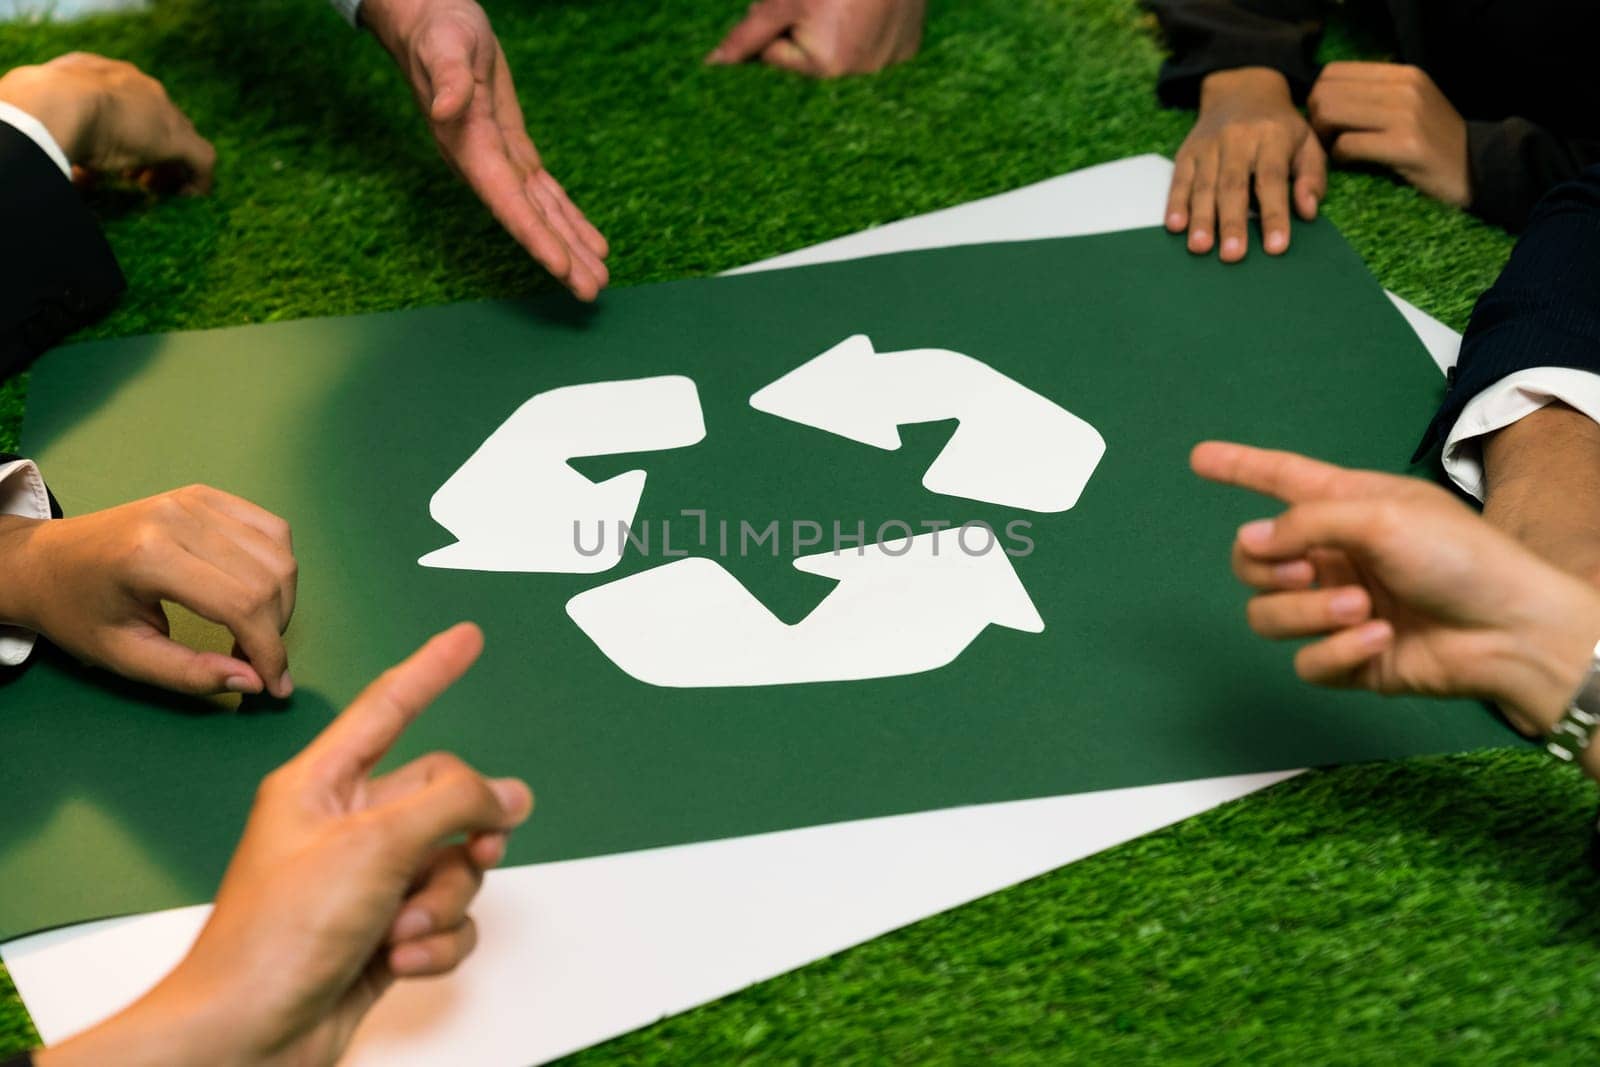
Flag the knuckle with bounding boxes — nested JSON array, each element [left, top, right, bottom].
[[1367, 502, 1402, 539], [229, 585, 273, 620], [424, 751, 469, 778], [151, 492, 185, 519], [244, 578, 276, 611], [126, 521, 170, 562], [441, 765, 488, 805]]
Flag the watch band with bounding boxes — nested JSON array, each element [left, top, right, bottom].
[[1546, 639, 1600, 764]]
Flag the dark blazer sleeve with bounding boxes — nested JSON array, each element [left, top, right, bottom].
[[0, 1051, 34, 1067], [1144, 0, 1326, 108], [1414, 165, 1600, 460], [0, 120, 125, 382], [1467, 120, 1600, 233], [0, 451, 62, 517]]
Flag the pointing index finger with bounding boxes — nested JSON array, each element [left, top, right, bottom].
[[1189, 441, 1354, 503], [301, 623, 485, 782]]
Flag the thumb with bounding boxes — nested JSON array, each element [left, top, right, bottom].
[[761, 37, 822, 75], [108, 628, 266, 696], [708, 0, 798, 64], [415, 20, 480, 122]]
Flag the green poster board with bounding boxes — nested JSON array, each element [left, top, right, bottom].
[[1, 225, 1511, 940]]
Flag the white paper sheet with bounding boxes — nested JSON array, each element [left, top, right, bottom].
[[4, 153, 1464, 1066]]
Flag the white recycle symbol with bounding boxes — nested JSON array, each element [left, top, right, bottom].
[[420, 335, 1106, 688]]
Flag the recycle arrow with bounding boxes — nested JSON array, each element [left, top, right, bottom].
[[749, 334, 1105, 513], [564, 530, 1044, 688], [420, 375, 705, 573]]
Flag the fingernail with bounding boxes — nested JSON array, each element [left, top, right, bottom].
[[1359, 620, 1392, 648], [478, 834, 507, 867], [224, 675, 258, 694], [1330, 588, 1366, 622], [1191, 228, 1210, 244], [491, 778, 530, 815], [1166, 211, 1184, 229], [278, 671, 294, 696], [1272, 560, 1313, 585], [1223, 236, 1243, 257], [1238, 519, 1274, 549], [393, 909, 431, 941], [1267, 230, 1287, 253]]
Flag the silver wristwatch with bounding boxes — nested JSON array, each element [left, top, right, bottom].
[[1546, 639, 1600, 764]]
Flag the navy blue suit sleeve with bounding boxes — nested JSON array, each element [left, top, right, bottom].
[[1467, 120, 1600, 233], [1144, 0, 1325, 108], [1415, 165, 1600, 461]]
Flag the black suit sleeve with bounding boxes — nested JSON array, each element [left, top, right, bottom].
[[0, 121, 124, 381], [1414, 165, 1600, 460], [1144, 0, 1326, 108], [1467, 120, 1600, 233], [0, 1051, 33, 1067]]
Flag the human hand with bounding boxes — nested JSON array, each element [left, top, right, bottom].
[[1191, 441, 1600, 744], [0, 484, 296, 697], [37, 623, 534, 1067], [360, 0, 610, 301], [706, 0, 925, 78], [1166, 67, 1327, 263], [0, 52, 215, 194], [1307, 62, 1470, 208]]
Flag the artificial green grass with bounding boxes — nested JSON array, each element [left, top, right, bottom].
[[2, 0, 1587, 1061]]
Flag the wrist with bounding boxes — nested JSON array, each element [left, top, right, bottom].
[[355, 0, 427, 54], [0, 514, 48, 632], [1198, 67, 1293, 111], [0, 65, 97, 164], [1490, 584, 1600, 743], [35, 970, 241, 1067]]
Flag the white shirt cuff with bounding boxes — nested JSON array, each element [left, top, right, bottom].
[[0, 100, 72, 180], [0, 458, 53, 667], [1441, 367, 1600, 501], [329, 0, 364, 27]]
